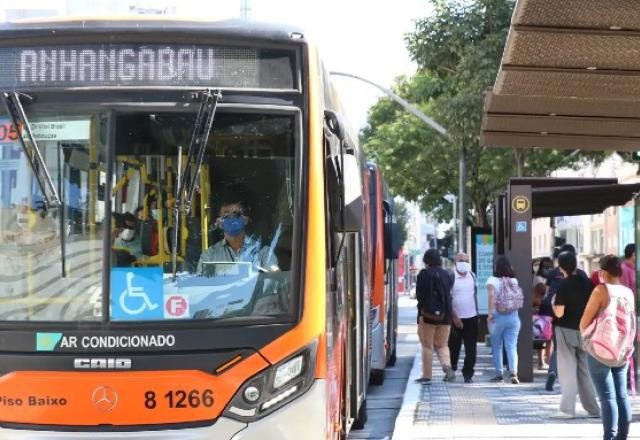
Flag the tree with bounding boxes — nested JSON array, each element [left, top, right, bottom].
[[361, 0, 604, 227]]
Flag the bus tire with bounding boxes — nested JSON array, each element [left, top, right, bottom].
[[352, 397, 367, 429], [387, 348, 397, 367], [369, 368, 385, 386]]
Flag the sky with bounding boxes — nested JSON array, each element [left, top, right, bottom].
[[1, 0, 434, 131]]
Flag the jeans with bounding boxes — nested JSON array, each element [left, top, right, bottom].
[[587, 356, 631, 440], [448, 315, 478, 379], [490, 311, 521, 376]]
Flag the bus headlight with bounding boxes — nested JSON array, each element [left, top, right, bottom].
[[273, 355, 304, 388], [223, 340, 317, 422]]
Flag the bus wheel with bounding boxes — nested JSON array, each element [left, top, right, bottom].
[[369, 368, 385, 386], [352, 397, 368, 429], [387, 348, 397, 367]]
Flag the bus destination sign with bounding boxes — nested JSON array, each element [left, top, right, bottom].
[[0, 45, 295, 90]]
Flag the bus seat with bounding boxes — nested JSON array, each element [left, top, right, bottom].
[[112, 249, 136, 267], [140, 219, 158, 256]]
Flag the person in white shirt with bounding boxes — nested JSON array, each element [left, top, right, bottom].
[[447, 252, 478, 383]]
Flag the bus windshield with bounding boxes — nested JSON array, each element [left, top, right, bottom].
[[0, 103, 297, 323]]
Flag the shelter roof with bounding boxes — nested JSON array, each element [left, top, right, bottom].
[[481, 0, 640, 151]]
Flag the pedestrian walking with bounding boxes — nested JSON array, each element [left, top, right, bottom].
[[581, 255, 635, 440], [551, 251, 599, 419], [487, 256, 522, 384], [415, 248, 455, 384], [544, 243, 590, 391], [448, 252, 478, 383]]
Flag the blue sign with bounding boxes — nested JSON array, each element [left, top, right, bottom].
[[515, 221, 527, 233], [111, 267, 164, 321]]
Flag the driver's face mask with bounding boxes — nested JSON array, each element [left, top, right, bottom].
[[221, 214, 247, 237]]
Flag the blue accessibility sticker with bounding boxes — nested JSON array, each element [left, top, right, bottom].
[[111, 267, 164, 321], [515, 221, 528, 233]]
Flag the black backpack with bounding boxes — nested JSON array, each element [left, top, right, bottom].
[[419, 270, 448, 322]]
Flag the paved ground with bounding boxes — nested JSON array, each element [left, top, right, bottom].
[[392, 300, 640, 439], [348, 295, 417, 440]]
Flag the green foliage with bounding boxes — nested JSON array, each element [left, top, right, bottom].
[[361, 0, 605, 227]]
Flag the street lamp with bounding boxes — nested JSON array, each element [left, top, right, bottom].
[[444, 193, 457, 252], [329, 71, 467, 252]]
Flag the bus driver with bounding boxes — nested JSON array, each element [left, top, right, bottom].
[[197, 199, 278, 274]]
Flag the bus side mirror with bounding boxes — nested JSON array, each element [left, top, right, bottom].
[[324, 109, 345, 141], [326, 153, 363, 233], [384, 222, 401, 260], [340, 154, 363, 232]]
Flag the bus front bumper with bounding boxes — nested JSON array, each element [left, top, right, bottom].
[[0, 380, 327, 440]]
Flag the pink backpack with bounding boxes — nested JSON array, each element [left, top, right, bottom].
[[495, 277, 523, 313], [582, 284, 635, 368]]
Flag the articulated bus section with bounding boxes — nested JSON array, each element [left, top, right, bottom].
[[367, 163, 399, 386], [0, 17, 398, 440]]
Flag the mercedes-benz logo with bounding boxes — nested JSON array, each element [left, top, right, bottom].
[[91, 385, 118, 412]]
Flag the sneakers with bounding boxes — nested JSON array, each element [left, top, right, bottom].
[[443, 366, 455, 382], [545, 371, 556, 391], [415, 377, 431, 385], [550, 411, 574, 419], [489, 374, 503, 383], [509, 374, 520, 384]]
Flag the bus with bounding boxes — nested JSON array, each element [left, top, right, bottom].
[[367, 163, 399, 385], [0, 17, 391, 439]]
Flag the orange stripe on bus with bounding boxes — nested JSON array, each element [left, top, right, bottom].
[[371, 168, 386, 324], [259, 44, 327, 379], [214, 355, 243, 374]]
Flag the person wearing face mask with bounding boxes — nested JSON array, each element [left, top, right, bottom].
[[447, 252, 478, 383], [533, 257, 554, 369], [112, 212, 143, 260], [197, 199, 277, 274]]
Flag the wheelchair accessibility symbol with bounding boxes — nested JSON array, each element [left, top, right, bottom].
[[120, 272, 159, 315], [111, 268, 163, 321]]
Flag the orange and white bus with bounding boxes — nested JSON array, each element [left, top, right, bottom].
[[367, 163, 399, 385], [0, 17, 393, 439]]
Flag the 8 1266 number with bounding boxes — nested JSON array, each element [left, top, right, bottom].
[[144, 389, 214, 409]]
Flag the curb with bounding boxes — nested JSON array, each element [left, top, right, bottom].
[[391, 345, 421, 440]]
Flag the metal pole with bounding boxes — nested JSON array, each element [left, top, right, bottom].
[[452, 196, 457, 252], [459, 147, 467, 252]]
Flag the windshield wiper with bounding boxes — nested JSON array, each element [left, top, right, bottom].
[[1, 92, 61, 208], [172, 89, 222, 279]]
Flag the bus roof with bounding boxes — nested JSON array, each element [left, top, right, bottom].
[[0, 17, 306, 44]]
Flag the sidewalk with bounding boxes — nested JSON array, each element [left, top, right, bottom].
[[392, 337, 640, 439]]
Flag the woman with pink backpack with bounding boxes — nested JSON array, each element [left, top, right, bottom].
[[580, 255, 636, 440]]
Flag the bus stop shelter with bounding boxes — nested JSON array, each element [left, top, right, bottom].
[[494, 178, 640, 382], [480, 0, 640, 382]]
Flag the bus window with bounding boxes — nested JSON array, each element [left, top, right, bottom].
[[0, 110, 107, 321], [110, 112, 296, 323]]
